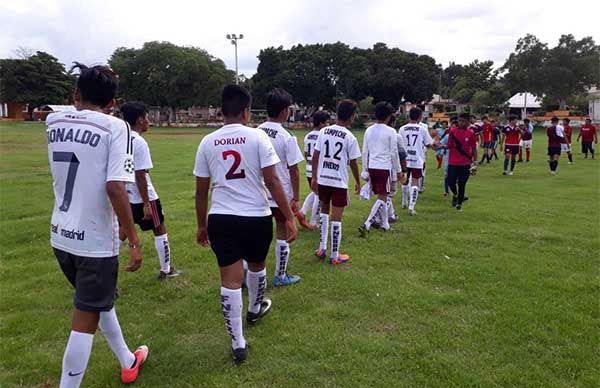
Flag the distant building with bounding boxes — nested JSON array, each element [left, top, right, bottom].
[[34, 105, 76, 121], [588, 87, 600, 123], [0, 102, 27, 120]]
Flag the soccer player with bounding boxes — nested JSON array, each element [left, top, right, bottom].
[[194, 84, 297, 364], [398, 107, 434, 215], [358, 102, 402, 236], [47, 63, 148, 388], [577, 118, 597, 159], [479, 115, 495, 164], [258, 88, 304, 287], [446, 113, 477, 210], [547, 117, 566, 175], [502, 115, 523, 175], [518, 118, 534, 162], [469, 115, 482, 163], [311, 100, 361, 264], [435, 121, 448, 169], [299, 111, 330, 228], [491, 119, 501, 160], [119, 102, 181, 280], [562, 118, 574, 163]]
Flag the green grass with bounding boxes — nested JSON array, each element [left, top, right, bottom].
[[1, 122, 599, 387]]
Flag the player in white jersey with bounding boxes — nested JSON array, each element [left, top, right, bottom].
[[358, 102, 402, 236], [47, 63, 148, 388], [258, 88, 304, 287], [194, 85, 297, 364], [299, 111, 330, 228], [398, 107, 434, 215], [120, 102, 181, 280], [311, 100, 361, 264]]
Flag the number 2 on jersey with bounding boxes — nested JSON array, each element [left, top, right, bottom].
[[53, 151, 80, 212], [222, 150, 246, 180], [324, 139, 343, 160]]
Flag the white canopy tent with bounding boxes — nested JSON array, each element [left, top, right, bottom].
[[506, 92, 542, 118]]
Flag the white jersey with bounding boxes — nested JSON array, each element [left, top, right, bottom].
[[304, 129, 320, 178], [258, 121, 304, 207], [193, 123, 280, 217], [126, 131, 158, 204], [314, 124, 361, 189], [362, 123, 400, 172], [46, 110, 134, 258], [398, 123, 433, 169]]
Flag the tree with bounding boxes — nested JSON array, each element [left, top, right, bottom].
[[502, 34, 548, 96], [0, 51, 74, 119], [441, 62, 464, 98], [450, 60, 496, 105]]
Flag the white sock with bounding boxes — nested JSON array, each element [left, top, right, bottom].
[[387, 197, 396, 219], [246, 269, 266, 314], [331, 221, 342, 259], [409, 186, 419, 211], [274, 240, 289, 279], [220, 287, 246, 349], [380, 201, 390, 229], [365, 199, 385, 229], [319, 213, 329, 251], [300, 192, 315, 215], [310, 196, 320, 225], [402, 185, 409, 206], [60, 331, 94, 388], [98, 308, 136, 369], [154, 233, 171, 273]]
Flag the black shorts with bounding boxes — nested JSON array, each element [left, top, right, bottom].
[[547, 146, 561, 156], [505, 145, 520, 155], [54, 248, 118, 312], [483, 142, 494, 149], [131, 199, 164, 231], [208, 214, 273, 267], [582, 141, 594, 153]]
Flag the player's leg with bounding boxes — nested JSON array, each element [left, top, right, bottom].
[[509, 148, 517, 174], [503, 149, 510, 174], [518, 143, 523, 162], [582, 142, 588, 158], [446, 165, 458, 206], [244, 215, 273, 328], [387, 178, 397, 223], [408, 171, 421, 215], [330, 193, 350, 265], [419, 163, 426, 193], [146, 200, 180, 280], [401, 169, 411, 209], [273, 211, 300, 286], [310, 193, 320, 225], [315, 185, 331, 259], [456, 166, 470, 210], [60, 308, 98, 388], [591, 143, 596, 159]]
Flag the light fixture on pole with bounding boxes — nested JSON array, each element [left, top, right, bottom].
[[226, 34, 244, 84]]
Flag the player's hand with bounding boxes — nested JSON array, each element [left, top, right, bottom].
[[397, 172, 404, 183], [125, 242, 143, 272], [196, 227, 210, 247], [142, 202, 152, 220], [311, 178, 318, 194], [290, 199, 300, 214], [354, 182, 361, 195], [285, 219, 297, 243]]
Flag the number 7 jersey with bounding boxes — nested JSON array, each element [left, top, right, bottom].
[[46, 110, 135, 257], [194, 123, 280, 217], [314, 124, 361, 189]]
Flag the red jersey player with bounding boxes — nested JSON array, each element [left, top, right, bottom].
[[577, 118, 597, 159], [502, 115, 523, 175], [479, 115, 494, 164], [562, 118, 574, 164]]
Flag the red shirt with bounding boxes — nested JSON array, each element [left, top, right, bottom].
[[580, 124, 597, 142], [447, 127, 477, 166], [547, 126, 565, 148], [503, 125, 521, 145], [482, 123, 494, 143], [564, 124, 573, 143]]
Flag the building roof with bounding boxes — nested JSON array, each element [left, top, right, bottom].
[[40, 105, 76, 112], [506, 92, 542, 108]]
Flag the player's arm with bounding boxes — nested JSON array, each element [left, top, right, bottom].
[[349, 158, 361, 194], [288, 163, 300, 212], [362, 134, 369, 173], [195, 176, 211, 246], [134, 170, 152, 220], [310, 149, 320, 194], [264, 165, 297, 242], [390, 132, 402, 181], [576, 130, 581, 142]]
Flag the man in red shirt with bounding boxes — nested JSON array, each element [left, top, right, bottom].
[[446, 113, 477, 211], [547, 116, 566, 175], [577, 118, 597, 159], [478, 115, 495, 164], [562, 118, 574, 164], [502, 115, 522, 175]]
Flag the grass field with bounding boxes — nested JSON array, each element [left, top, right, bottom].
[[1, 121, 599, 387]]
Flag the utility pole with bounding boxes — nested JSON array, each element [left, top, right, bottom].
[[226, 34, 244, 84]]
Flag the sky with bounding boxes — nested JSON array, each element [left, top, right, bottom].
[[1, 0, 599, 77]]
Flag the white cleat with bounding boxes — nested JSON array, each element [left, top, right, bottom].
[[408, 209, 417, 216]]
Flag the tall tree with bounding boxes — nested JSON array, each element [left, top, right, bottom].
[[450, 60, 496, 105], [502, 34, 548, 96]]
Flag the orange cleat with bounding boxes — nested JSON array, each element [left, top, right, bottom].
[[121, 345, 149, 384], [330, 254, 351, 265], [314, 248, 326, 260]]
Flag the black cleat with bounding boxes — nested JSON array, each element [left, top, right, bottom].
[[246, 298, 272, 325], [232, 344, 248, 365], [358, 224, 369, 237], [456, 204, 462, 212], [158, 267, 182, 281]]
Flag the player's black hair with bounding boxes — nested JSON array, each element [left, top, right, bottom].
[[585, 118, 591, 122], [374, 101, 394, 121], [458, 112, 470, 120], [563, 118, 570, 123], [482, 115, 488, 120], [312, 111, 330, 127], [71, 62, 118, 108], [121, 102, 148, 127], [221, 84, 252, 117], [337, 99, 357, 121], [408, 107, 422, 121], [508, 115, 517, 121], [551, 116, 559, 123], [523, 118, 530, 123], [450, 116, 458, 125], [266, 88, 292, 118]]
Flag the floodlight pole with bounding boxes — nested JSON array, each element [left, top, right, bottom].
[[226, 33, 244, 84]]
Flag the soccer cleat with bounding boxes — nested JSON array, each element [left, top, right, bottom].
[[358, 224, 369, 238], [314, 248, 326, 260], [371, 222, 381, 229], [330, 254, 351, 265], [158, 267, 181, 281], [456, 205, 463, 212], [232, 344, 248, 365], [121, 345, 149, 384], [295, 211, 315, 230], [246, 298, 272, 325], [508, 171, 514, 176], [550, 171, 556, 175], [388, 216, 398, 224], [451, 196, 457, 207], [502, 171, 508, 175], [408, 209, 417, 216], [273, 274, 301, 287]]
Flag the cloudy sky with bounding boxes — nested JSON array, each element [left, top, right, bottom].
[[2, 0, 599, 77]]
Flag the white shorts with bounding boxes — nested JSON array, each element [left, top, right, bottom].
[[561, 143, 571, 152], [521, 140, 533, 149]]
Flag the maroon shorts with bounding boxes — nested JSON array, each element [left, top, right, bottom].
[[318, 184, 348, 207], [270, 207, 287, 222], [406, 168, 423, 180], [505, 145, 520, 155], [368, 168, 390, 195]]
